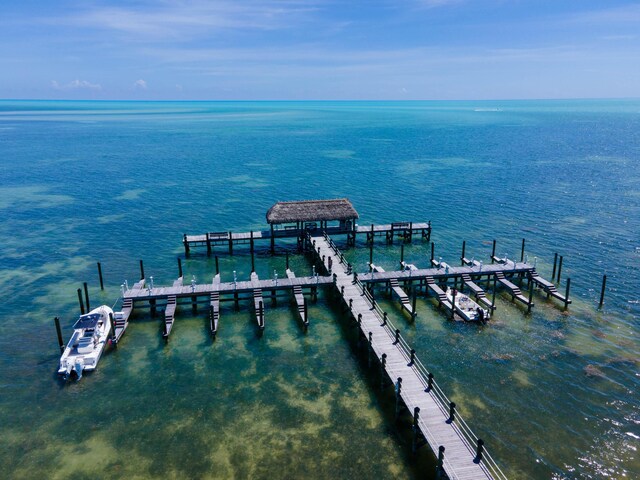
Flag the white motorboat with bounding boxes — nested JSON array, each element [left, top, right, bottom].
[[58, 305, 113, 380], [446, 288, 490, 322]]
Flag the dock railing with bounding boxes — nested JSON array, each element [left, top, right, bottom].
[[352, 275, 508, 480]]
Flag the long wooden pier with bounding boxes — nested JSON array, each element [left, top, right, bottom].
[[311, 234, 505, 480], [183, 221, 431, 256]]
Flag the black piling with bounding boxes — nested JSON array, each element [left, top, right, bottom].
[[491, 239, 497, 263], [368, 331, 373, 367], [527, 275, 534, 313], [206, 233, 212, 256], [461, 240, 466, 266], [77, 288, 85, 315], [250, 231, 255, 273], [599, 274, 607, 308], [183, 233, 190, 257], [394, 329, 400, 345], [369, 242, 373, 266], [83, 282, 90, 312], [412, 407, 421, 454], [450, 289, 456, 320], [108, 312, 116, 345], [492, 274, 497, 310], [564, 278, 571, 310], [177, 257, 183, 278], [395, 377, 403, 420], [411, 287, 417, 319], [97, 262, 104, 290], [430, 242, 435, 264], [228, 232, 233, 256], [54, 317, 64, 352], [139, 259, 145, 280], [551, 253, 558, 280], [215, 256, 219, 275], [475, 439, 485, 463], [400, 243, 404, 266], [449, 402, 456, 423], [436, 446, 445, 479], [557, 255, 564, 285], [427, 372, 434, 391], [380, 353, 387, 391], [286, 252, 289, 270], [521, 238, 526, 262]]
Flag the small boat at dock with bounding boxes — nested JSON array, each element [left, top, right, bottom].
[[446, 288, 490, 322], [58, 305, 113, 380]]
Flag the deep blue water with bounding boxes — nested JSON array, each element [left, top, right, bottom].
[[0, 100, 638, 479]]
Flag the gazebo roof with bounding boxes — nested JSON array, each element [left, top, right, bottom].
[[266, 198, 359, 224]]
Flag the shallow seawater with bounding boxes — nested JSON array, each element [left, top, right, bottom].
[[0, 100, 639, 479]]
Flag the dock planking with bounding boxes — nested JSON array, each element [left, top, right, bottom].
[[311, 234, 502, 480], [370, 263, 414, 317]]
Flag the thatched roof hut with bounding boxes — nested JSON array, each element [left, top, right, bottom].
[[266, 198, 359, 225]]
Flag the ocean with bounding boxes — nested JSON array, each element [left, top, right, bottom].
[[0, 100, 638, 479]]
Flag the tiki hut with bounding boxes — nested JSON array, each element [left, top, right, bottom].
[[266, 198, 359, 231]]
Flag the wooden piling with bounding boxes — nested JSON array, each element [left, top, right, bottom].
[[192, 295, 197, 314], [431, 242, 435, 263], [475, 439, 485, 463], [83, 281, 90, 312], [228, 232, 233, 255], [564, 278, 571, 310], [527, 275, 534, 313], [395, 377, 403, 420], [77, 288, 85, 315], [183, 234, 190, 257], [215, 256, 219, 275], [270, 224, 275, 254], [108, 312, 116, 345], [286, 252, 289, 270], [492, 275, 497, 310], [97, 262, 104, 290], [450, 289, 456, 320], [177, 257, 183, 278], [551, 253, 558, 280], [557, 256, 563, 285], [412, 406, 421, 453], [380, 353, 387, 390], [436, 446, 445, 479], [54, 316, 64, 352], [491, 240, 496, 263], [150, 298, 156, 317], [139, 260, 145, 281], [369, 242, 373, 266], [461, 240, 466, 266], [251, 231, 255, 273], [599, 274, 607, 308], [521, 238, 526, 262], [400, 243, 404, 266], [206, 232, 212, 255]]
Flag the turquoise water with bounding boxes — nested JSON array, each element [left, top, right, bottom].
[[0, 100, 638, 479]]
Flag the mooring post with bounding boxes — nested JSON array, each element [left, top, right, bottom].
[[450, 288, 456, 320], [492, 274, 497, 310], [427, 372, 434, 391], [599, 274, 607, 308], [436, 446, 445, 479], [380, 353, 387, 390], [412, 407, 421, 453], [449, 402, 456, 422], [475, 439, 485, 463], [259, 300, 264, 328], [491, 240, 496, 263], [394, 329, 400, 344], [521, 238, 526, 262], [527, 276, 534, 313], [177, 257, 183, 278], [108, 312, 116, 345], [77, 288, 85, 315], [430, 242, 435, 264], [557, 255, 563, 285], [83, 282, 90, 312], [564, 278, 571, 310], [270, 224, 275, 254], [400, 243, 404, 266], [412, 287, 417, 319], [97, 262, 104, 290], [206, 232, 212, 256], [369, 242, 373, 266], [286, 252, 289, 270], [461, 240, 466, 266], [395, 377, 403, 420], [304, 299, 308, 325], [382, 311, 388, 326], [551, 252, 558, 280], [409, 348, 415, 366], [368, 332, 373, 367], [54, 316, 64, 352], [228, 231, 233, 255], [139, 260, 145, 280]]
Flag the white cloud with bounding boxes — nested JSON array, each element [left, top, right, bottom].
[[133, 79, 148, 89], [51, 79, 102, 90]]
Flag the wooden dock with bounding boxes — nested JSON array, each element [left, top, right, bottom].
[[286, 268, 308, 327], [370, 263, 415, 317], [311, 234, 505, 480], [182, 221, 431, 256]]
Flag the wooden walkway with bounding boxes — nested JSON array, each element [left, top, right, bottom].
[[370, 263, 414, 317], [311, 234, 504, 480], [183, 221, 431, 255]]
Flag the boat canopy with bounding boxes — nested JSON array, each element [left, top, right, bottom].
[[73, 313, 101, 330]]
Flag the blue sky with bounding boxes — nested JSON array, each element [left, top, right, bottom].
[[1, 0, 639, 100]]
